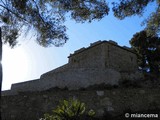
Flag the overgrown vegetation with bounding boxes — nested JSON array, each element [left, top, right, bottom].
[[130, 30, 160, 76], [40, 98, 96, 120], [0, 0, 159, 48], [0, 0, 109, 47]]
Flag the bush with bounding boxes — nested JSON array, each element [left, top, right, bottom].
[[40, 98, 95, 120]]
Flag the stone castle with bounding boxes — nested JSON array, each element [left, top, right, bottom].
[[2, 40, 160, 120], [3, 40, 143, 95]]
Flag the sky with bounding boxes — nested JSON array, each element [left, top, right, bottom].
[[2, 2, 156, 90]]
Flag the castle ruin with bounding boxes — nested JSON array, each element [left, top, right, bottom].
[[2, 40, 160, 120], [2, 40, 143, 95]]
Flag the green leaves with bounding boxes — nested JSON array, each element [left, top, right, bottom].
[[0, 0, 159, 48], [145, 6, 160, 36], [130, 30, 160, 74], [41, 98, 96, 120], [88, 109, 96, 117], [112, 0, 160, 36], [112, 0, 154, 19], [0, 0, 109, 48], [2, 26, 19, 48], [53, 99, 86, 119]]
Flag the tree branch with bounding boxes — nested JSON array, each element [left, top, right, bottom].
[[31, 0, 52, 29], [0, 0, 6, 6], [0, 4, 29, 24]]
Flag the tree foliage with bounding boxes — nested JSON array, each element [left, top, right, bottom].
[[130, 30, 160, 75], [0, 0, 109, 47], [0, 0, 159, 47], [112, 0, 160, 36]]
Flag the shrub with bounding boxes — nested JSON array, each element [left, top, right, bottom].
[[40, 98, 95, 120]]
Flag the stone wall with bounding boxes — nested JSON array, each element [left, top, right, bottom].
[[2, 40, 142, 94], [5, 68, 120, 93], [2, 88, 160, 120], [40, 68, 121, 90], [68, 41, 104, 68], [68, 40, 138, 72], [2, 40, 159, 120], [104, 43, 138, 72], [11, 79, 41, 92]]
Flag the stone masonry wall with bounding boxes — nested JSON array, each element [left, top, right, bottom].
[[104, 44, 138, 72], [2, 40, 141, 94], [2, 88, 160, 120], [68, 40, 138, 71], [39, 68, 121, 90], [68, 42, 104, 68], [3, 68, 120, 94], [1, 40, 158, 120]]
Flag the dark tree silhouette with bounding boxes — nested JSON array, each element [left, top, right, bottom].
[[0, 0, 159, 48], [130, 30, 160, 75], [0, 0, 109, 48]]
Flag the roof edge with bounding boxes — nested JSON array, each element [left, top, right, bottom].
[[68, 40, 136, 58]]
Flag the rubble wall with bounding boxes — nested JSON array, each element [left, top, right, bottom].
[[2, 88, 160, 120]]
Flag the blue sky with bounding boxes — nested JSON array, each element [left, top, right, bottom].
[[2, 2, 156, 90]]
